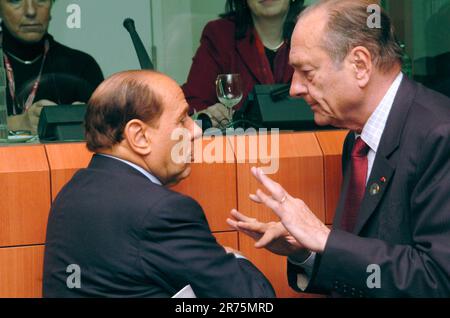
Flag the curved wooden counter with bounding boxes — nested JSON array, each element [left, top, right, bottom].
[[0, 131, 346, 298]]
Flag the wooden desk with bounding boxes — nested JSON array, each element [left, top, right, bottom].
[[0, 145, 50, 247], [315, 130, 348, 225], [0, 145, 50, 297], [44, 143, 93, 200], [0, 131, 346, 298], [0, 246, 45, 298], [171, 136, 236, 232], [229, 132, 324, 298]]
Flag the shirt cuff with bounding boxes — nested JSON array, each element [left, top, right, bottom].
[[289, 252, 315, 274], [288, 252, 316, 291], [232, 252, 247, 260]]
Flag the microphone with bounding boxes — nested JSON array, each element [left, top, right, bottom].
[[123, 18, 154, 70], [270, 84, 290, 102]]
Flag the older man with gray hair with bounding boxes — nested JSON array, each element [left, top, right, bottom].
[[228, 0, 450, 297]]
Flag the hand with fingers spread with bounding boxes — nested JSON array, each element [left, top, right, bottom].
[[232, 167, 331, 253], [227, 209, 304, 256]]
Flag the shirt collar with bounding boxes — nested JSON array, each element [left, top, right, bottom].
[[97, 154, 162, 186], [360, 72, 403, 152]]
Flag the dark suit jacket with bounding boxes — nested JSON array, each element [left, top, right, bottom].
[[182, 18, 293, 113], [288, 76, 450, 297], [43, 155, 275, 298]]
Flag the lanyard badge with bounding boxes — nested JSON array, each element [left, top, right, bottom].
[[2, 36, 50, 115]]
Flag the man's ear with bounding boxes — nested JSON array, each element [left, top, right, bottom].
[[348, 46, 372, 88], [123, 119, 152, 156]]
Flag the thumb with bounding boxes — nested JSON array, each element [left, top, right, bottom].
[[255, 230, 276, 248]]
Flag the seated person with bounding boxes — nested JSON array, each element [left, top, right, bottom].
[[0, 0, 103, 134], [182, 0, 304, 127], [43, 70, 275, 298]]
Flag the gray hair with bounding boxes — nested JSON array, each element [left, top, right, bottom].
[[298, 0, 403, 72]]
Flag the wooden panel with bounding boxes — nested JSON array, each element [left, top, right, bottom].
[[230, 132, 325, 298], [230, 132, 325, 223], [0, 245, 45, 298], [171, 136, 236, 232], [44, 143, 93, 200], [315, 130, 348, 225], [213, 231, 238, 250], [0, 145, 50, 247]]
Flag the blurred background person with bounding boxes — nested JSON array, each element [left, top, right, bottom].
[[0, 0, 103, 134], [182, 0, 304, 127]]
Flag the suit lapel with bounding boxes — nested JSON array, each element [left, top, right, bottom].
[[332, 132, 353, 230], [352, 77, 418, 234], [353, 156, 395, 233]]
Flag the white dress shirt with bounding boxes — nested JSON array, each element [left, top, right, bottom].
[[290, 72, 404, 291], [97, 153, 162, 185]]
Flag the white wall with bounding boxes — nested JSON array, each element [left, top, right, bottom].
[[49, 0, 152, 78], [49, 0, 226, 83], [151, 0, 225, 84]]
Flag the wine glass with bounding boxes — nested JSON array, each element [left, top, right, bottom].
[[215, 74, 243, 126]]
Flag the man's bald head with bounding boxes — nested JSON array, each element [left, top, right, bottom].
[[85, 70, 172, 152]]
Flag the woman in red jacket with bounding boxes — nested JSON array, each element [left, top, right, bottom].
[[183, 0, 304, 127]]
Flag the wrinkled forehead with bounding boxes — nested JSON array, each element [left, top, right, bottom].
[[290, 8, 329, 63], [152, 76, 187, 113], [293, 7, 329, 46]]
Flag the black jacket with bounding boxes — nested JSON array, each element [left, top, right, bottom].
[[43, 155, 275, 298], [289, 76, 450, 297]]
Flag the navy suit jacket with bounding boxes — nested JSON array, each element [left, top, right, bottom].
[[288, 76, 450, 297], [43, 155, 275, 298]]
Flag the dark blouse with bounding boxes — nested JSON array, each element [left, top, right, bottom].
[[1, 25, 104, 115]]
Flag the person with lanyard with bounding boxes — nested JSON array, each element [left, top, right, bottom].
[[0, 0, 103, 135], [182, 0, 304, 128]]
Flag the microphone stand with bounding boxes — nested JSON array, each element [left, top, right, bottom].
[[123, 18, 154, 70]]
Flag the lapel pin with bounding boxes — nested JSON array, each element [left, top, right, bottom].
[[380, 177, 387, 183], [369, 183, 380, 196]]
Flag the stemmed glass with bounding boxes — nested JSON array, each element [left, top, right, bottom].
[[215, 74, 243, 126]]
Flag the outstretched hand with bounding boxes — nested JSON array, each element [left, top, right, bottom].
[[227, 209, 303, 256], [235, 167, 331, 253]]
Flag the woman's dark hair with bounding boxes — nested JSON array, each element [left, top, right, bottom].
[[220, 0, 305, 40]]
